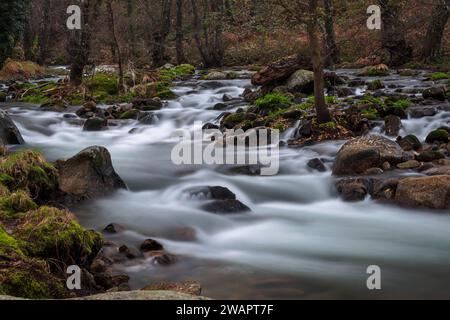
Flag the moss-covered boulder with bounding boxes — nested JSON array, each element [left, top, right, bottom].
[[56, 146, 126, 202], [0, 225, 66, 299], [0, 190, 37, 218], [0, 150, 58, 201], [14, 206, 103, 267], [426, 129, 449, 143]]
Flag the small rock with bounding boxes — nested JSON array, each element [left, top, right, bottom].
[[365, 167, 384, 175], [397, 135, 422, 151], [202, 199, 251, 214], [416, 151, 445, 162], [384, 115, 402, 136], [83, 117, 107, 131], [423, 87, 446, 101], [140, 239, 164, 252], [103, 223, 125, 234], [396, 160, 420, 169], [307, 158, 326, 172], [426, 129, 449, 144]]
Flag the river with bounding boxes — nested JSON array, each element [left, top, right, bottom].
[[4, 69, 450, 299]]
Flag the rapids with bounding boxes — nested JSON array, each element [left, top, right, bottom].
[[3, 70, 450, 299]]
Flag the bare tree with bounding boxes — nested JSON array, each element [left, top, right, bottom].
[[274, 0, 332, 124], [378, 0, 412, 66], [67, 0, 101, 86], [323, 0, 340, 68], [152, 0, 173, 67], [190, 0, 226, 67], [421, 0, 450, 62], [106, 0, 125, 92], [175, 0, 187, 64]]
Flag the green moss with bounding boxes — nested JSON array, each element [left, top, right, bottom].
[[0, 225, 23, 257], [392, 99, 411, 109], [0, 271, 52, 299], [361, 107, 379, 120], [366, 67, 389, 77], [255, 93, 292, 110], [22, 94, 49, 105], [0, 150, 58, 200], [119, 109, 140, 120], [223, 113, 246, 128], [425, 129, 449, 143], [319, 121, 337, 130], [85, 73, 119, 95], [226, 71, 239, 79], [325, 96, 338, 104], [0, 191, 37, 217], [14, 206, 103, 266], [430, 72, 450, 81], [159, 64, 195, 83], [273, 123, 285, 131], [367, 80, 384, 90]]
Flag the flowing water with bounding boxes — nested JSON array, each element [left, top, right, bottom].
[[3, 70, 450, 299]]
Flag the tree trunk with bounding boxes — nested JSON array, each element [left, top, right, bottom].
[[378, 0, 412, 66], [307, 0, 332, 124], [23, 2, 33, 61], [152, 0, 173, 67], [323, 0, 340, 68], [107, 1, 124, 93], [175, 0, 186, 64], [67, 0, 99, 86], [421, 0, 450, 62], [37, 0, 51, 65]]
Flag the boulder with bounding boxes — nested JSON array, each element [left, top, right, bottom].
[[142, 281, 202, 296], [285, 70, 314, 93], [0, 110, 24, 145], [57, 146, 127, 201], [397, 135, 421, 151], [251, 55, 312, 86], [395, 175, 450, 209], [425, 129, 449, 143], [332, 135, 409, 175], [423, 87, 446, 101], [83, 117, 107, 131]]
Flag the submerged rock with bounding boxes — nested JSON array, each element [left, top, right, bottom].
[[83, 117, 107, 131], [0, 110, 24, 145], [56, 146, 127, 202], [185, 186, 236, 200], [395, 175, 450, 209], [307, 158, 326, 172], [202, 199, 251, 214], [332, 135, 409, 175]]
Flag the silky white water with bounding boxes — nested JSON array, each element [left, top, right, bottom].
[[5, 71, 450, 299]]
